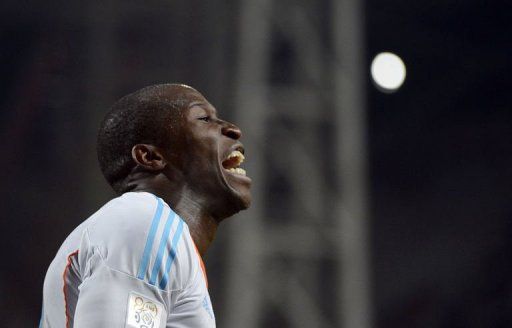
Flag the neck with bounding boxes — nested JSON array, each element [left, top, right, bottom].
[[128, 173, 219, 257]]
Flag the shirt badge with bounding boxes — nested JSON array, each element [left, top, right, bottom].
[[125, 292, 163, 328]]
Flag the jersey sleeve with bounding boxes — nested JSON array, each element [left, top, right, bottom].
[[73, 193, 195, 327], [73, 246, 169, 328], [166, 255, 215, 328]]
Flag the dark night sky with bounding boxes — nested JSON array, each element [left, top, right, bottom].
[[367, 0, 512, 326]]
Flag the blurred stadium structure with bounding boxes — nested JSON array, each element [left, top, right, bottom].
[[1, 0, 511, 327], [226, 1, 371, 327]]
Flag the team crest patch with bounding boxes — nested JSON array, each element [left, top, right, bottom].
[[125, 292, 163, 328]]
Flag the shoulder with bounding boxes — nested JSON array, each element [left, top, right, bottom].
[[84, 191, 162, 251], [90, 191, 161, 228], [83, 192, 199, 291]]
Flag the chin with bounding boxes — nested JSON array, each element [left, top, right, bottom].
[[214, 188, 250, 220], [211, 181, 251, 221], [230, 181, 252, 209], [217, 165, 252, 213], [233, 190, 252, 211]]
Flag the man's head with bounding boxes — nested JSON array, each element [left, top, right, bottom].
[[97, 83, 251, 218]]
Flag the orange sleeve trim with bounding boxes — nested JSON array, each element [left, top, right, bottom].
[[62, 250, 79, 328], [191, 241, 208, 289]]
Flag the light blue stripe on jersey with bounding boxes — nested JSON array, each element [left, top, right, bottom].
[[148, 210, 177, 285], [159, 219, 185, 289], [137, 197, 164, 280]]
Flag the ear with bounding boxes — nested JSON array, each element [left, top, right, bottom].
[[131, 144, 167, 171]]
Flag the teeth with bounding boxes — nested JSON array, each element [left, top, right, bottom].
[[227, 150, 245, 163], [223, 150, 246, 174], [228, 167, 246, 176]]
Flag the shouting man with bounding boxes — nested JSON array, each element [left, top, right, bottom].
[[40, 84, 251, 327]]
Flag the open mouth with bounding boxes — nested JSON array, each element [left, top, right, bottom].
[[221, 148, 247, 176]]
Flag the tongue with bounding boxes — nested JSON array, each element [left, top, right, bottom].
[[222, 157, 239, 169]]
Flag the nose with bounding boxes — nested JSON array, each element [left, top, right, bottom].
[[221, 121, 242, 140]]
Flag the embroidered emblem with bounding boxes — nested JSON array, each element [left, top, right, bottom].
[[125, 292, 163, 328]]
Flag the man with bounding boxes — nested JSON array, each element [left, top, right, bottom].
[[40, 83, 251, 327]]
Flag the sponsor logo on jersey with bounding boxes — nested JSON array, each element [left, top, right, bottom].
[[125, 292, 163, 328]]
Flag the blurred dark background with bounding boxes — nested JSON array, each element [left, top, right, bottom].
[[1, 0, 511, 327]]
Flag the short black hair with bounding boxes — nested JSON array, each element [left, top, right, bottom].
[[97, 83, 195, 193]]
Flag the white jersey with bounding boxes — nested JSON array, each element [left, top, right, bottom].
[[40, 192, 215, 328]]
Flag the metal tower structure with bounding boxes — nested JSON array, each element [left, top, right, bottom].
[[225, 0, 372, 327]]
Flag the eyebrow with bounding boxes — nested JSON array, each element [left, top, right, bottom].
[[189, 101, 218, 116], [189, 101, 207, 108]]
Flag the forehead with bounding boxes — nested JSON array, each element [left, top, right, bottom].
[[187, 100, 217, 115], [157, 86, 219, 120], [179, 88, 206, 103], [162, 86, 203, 105]]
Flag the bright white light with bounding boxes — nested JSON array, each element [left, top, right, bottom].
[[371, 52, 406, 92]]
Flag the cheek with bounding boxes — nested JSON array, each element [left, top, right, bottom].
[[180, 123, 221, 171], [185, 139, 219, 173]]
